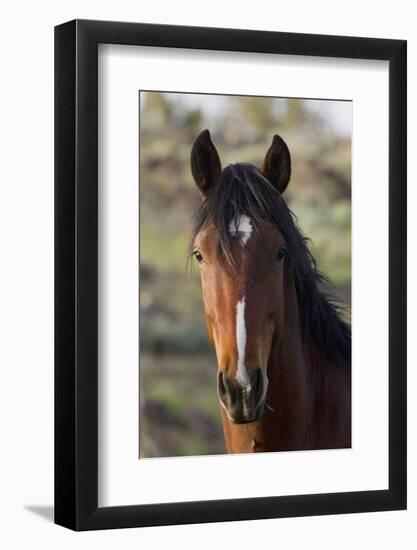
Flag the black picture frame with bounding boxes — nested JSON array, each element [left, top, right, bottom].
[[55, 19, 407, 531]]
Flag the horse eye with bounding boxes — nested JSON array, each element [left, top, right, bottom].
[[193, 250, 204, 264], [276, 247, 287, 262]]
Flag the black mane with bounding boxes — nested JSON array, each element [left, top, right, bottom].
[[191, 162, 351, 365]]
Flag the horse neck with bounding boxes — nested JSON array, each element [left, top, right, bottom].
[[267, 279, 351, 450]]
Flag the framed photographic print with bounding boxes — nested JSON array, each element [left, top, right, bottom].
[[55, 19, 406, 530]]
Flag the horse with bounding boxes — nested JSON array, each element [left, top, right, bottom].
[[190, 129, 351, 453]]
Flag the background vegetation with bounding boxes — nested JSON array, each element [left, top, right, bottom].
[[139, 92, 351, 458]]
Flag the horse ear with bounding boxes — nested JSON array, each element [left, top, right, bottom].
[[261, 135, 291, 194], [191, 129, 222, 196]]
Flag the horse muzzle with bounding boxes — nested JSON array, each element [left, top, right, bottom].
[[217, 367, 267, 424]]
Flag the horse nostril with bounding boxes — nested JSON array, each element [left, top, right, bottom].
[[217, 371, 227, 402], [253, 368, 264, 402], [218, 370, 224, 390]]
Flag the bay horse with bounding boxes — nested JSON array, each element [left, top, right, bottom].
[[190, 129, 351, 453]]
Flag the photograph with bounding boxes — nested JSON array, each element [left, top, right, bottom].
[[139, 91, 352, 458]]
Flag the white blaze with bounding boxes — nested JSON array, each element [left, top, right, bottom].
[[229, 215, 252, 386], [228, 214, 252, 245], [236, 297, 249, 386]]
